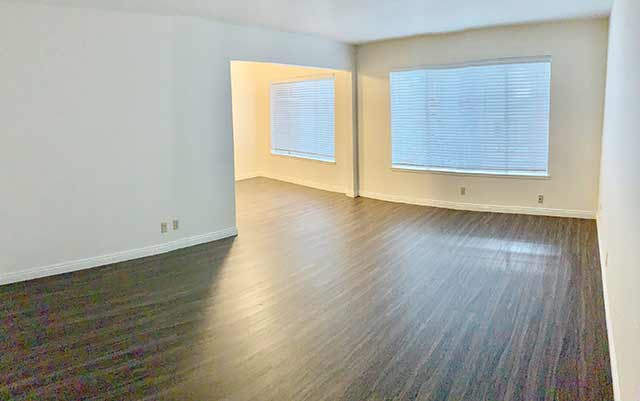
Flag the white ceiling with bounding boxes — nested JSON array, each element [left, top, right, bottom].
[[6, 0, 612, 43]]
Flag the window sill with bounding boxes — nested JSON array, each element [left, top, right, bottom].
[[391, 165, 551, 180], [271, 151, 336, 164]]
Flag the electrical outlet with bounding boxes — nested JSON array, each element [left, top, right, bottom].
[[537, 195, 544, 204], [173, 220, 179, 230], [460, 186, 466, 196], [161, 222, 168, 234], [605, 252, 609, 267]]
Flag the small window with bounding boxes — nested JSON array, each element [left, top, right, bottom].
[[270, 77, 335, 162], [390, 58, 551, 176]]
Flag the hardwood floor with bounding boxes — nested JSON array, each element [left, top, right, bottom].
[[0, 178, 613, 401]]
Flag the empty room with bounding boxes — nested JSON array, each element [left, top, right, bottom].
[[1, 0, 638, 400]]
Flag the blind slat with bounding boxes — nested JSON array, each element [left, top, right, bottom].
[[270, 78, 335, 162], [390, 61, 551, 175]]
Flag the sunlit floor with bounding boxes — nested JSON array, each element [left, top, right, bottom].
[[0, 177, 613, 400]]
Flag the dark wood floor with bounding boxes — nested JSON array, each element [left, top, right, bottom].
[[1, 178, 613, 401]]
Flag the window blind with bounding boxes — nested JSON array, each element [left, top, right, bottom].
[[390, 59, 551, 176], [270, 77, 335, 162]]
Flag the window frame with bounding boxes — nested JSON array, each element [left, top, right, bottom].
[[388, 56, 552, 179], [269, 74, 337, 164]]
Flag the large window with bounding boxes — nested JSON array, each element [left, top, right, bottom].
[[390, 58, 551, 176], [270, 77, 335, 162]]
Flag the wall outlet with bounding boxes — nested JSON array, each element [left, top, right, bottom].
[[161, 222, 168, 234], [460, 186, 466, 196], [173, 220, 179, 230], [605, 252, 609, 267], [537, 195, 544, 204]]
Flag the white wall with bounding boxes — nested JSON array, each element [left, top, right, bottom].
[[356, 19, 609, 218], [231, 62, 259, 181], [598, 0, 640, 399], [0, 2, 353, 284], [231, 62, 356, 195]]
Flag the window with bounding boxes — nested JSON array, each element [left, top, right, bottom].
[[390, 58, 551, 176], [270, 77, 335, 162]]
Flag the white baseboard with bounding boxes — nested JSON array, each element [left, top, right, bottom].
[[359, 190, 596, 219], [256, 172, 347, 195], [0, 227, 238, 286], [235, 172, 259, 181], [596, 216, 621, 401]]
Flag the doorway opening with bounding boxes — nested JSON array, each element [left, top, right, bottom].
[[229, 61, 357, 199]]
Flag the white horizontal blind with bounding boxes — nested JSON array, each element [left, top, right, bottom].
[[390, 59, 551, 176], [270, 77, 335, 162]]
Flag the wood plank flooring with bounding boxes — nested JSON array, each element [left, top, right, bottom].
[[0, 178, 613, 400]]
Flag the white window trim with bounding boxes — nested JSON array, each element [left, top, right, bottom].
[[388, 56, 552, 179], [390, 55, 552, 72], [270, 73, 335, 85], [271, 149, 336, 164], [269, 74, 336, 163], [391, 165, 551, 180]]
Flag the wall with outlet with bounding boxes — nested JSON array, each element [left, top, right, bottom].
[[0, 2, 354, 284], [231, 61, 356, 195], [356, 19, 608, 218], [597, 0, 640, 399]]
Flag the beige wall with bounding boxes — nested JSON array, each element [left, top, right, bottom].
[[356, 19, 609, 218], [231, 62, 259, 180], [598, 0, 640, 399], [231, 62, 356, 195]]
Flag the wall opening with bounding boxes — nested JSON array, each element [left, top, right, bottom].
[[229, 61, 357, 199]]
